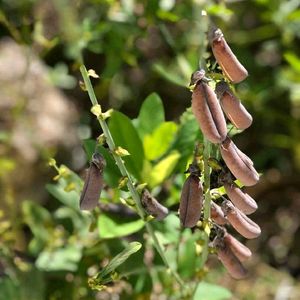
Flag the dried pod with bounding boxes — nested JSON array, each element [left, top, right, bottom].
[[179, 165, 203, 228], [224, 233, 252, 262], [191, 70, 227, 144], [224, 182, 258, 215], [141, 189, 169, 220], [220, 137, 259, 186], [222, 200, 261, 239], [80, 153, 106, 211], [216, 81, 253, 130], [209, 28, 248, 83], [211, 202, 227, 225], [214, 235, 248, 279]]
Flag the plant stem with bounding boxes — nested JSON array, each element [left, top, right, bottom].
[[200, 137, 211, 268], [80, 65, 185, 288]]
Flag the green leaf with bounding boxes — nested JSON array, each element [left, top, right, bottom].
[[109, 111, 144, 180], [171, 109, 202, 171], [36, 245, 82, 272], [144, 122, 178, 160], [98, 242, 142, 279], [98, 213, 145, 239], [177, 230, 202, 279], [153, 63, 188, 87], [83, 139, 121, 187], [146, 151, 180, 188], [22, 201, 52, 253], [46, 180, 80, 210], [193, 282, 232, 300], [135, 93, 165, 138]]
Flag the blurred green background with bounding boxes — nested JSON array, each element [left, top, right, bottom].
[[0, 0, 300, 299]]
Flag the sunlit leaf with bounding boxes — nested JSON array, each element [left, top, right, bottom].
[[146, 151, 180, 187], [144, 122, 178, 160], [193, 282, 232, 300], [98, 213, 145, 239]]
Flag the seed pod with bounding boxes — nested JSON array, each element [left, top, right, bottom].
[[80, 153, 106, 210], [179, 166, 203, 227], [224, 182, 258, 215], [223, 233, 252, 262], [222, 200, 261, 239], [214, 235, 248, 279], [220, 137, 259, 186], [211, 202, 227, 225], [191, 70, 227, 144], [141, 189, 169, 220], [216, 81, 253, 130], [209, 28, 248, 83]]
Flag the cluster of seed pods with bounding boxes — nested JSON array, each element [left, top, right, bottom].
[[179, 27, 261, 279]]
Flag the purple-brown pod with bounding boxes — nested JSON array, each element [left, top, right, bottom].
[[141, 189, 169, 220], [80, 153, 106, 210], [179, 164, 203, 228], [222, 200, 261, 239], [220, 137, 259, 186], [209, 28, 248, 83], [214, 235, 248, 279], [224, 233, 252, 262], [211, 202, 227, 225], [216, 81, 253, 130], [191, 70, 227, 144], [224, 182, 258, 215]]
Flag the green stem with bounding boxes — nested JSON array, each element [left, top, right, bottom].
[[200, 137, 211, 268], [80, 65, 185, 288]]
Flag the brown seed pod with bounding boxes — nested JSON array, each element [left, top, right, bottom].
[[141, 189, 169, 220], [211, 202, 227, 225], [216, 81, 253, 130], [223, 233, 252, 262], [191, 70, 227, 144], [80, 153, 106, 211], [209, 28, 248, 83], [222, 200, 261, 239], [214, 234, 248, 279], [179, 165, 203, 228], [224, 182, 258, 215], [220, 137, 259, 186]]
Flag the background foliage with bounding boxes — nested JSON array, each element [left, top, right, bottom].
[[0, 0, 300, 299]]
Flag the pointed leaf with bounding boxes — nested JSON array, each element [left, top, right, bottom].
[[135, 93, 165, 138]]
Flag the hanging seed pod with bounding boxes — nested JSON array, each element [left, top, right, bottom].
[[141, 189, 169, 220], [222, 200, 261, 239], [224, 182, 258, 215], [209, 28, 248, 83], [220, 137, 259, 186], [216, 81, 253, 130], [179, 164, 203, 228], [191, 70, 227, 144], [214, 234, 248, 279], [80, 153, 106, 211], [223, 233, 252, 262], [211, 202, 227, 225]]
